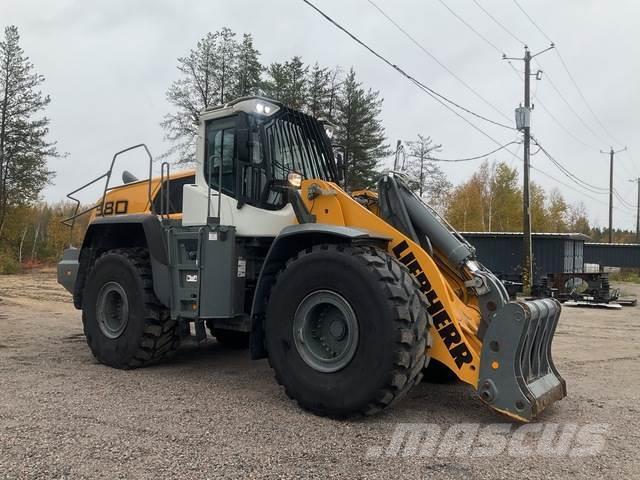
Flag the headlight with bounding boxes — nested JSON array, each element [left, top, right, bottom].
[[287, 172, 303, 189], [325, 125, 334, 139], [254, 101, 277, 116]]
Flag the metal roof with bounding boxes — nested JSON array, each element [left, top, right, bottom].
[[462, 232, 591, 241], [585, 242, 640, 247]]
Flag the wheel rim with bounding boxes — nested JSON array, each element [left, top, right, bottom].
[[96, 281, 129, 339], [293, 290, 359, 373]]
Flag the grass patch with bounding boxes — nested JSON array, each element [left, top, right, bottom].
[[0, 253, 20, 274], [609, 270, 640, 284]]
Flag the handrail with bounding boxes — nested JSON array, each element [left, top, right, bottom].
[[61, 143, 154, 246], [206, 154, 222, 225], [160, 161, 171, 220]]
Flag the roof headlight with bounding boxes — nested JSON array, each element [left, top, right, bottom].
[[325, 125, 334, 139]]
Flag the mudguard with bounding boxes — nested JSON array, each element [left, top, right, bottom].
[[59, 214, 172, 309], [249, 223, 390, 359]]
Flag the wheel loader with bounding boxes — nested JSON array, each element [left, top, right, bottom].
[[58, 96, 566, 421]]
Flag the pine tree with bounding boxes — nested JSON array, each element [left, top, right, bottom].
[[306, 62, 331, 118], [161, 28, 241, 163], [232, 34, 262, 98], [326, 67, 342, 122], [216, 27, 239, 104], [0, 26, 56, 237], [263, 56, 308, 109], [284, 56, 308, 110], [262, 62, 288, 101], [334, 68, 389, 190]]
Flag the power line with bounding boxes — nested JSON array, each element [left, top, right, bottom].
[[465, 10, 606, 156], [472, 0, 525, 46], [613, 188, 637, 210], [614, 149, 640, 180], [428, 141, 522, 162], [438, 2, 631, 226], [301, 0, 517, 143], [512, 0, 553, 43], [436, 0, 504, 55], [623, 149, 640, 177], [507, 58, 607, 153], [441, 1, 600, 156], [530, 165, 606, 206], [532, 59, 609, 148], [531, 136, 610, 194], [367, 0, 512, 124], [555, 50, 624, 148], [530, 165, 636, 219], [510, 0, 625, 149], [507, 138, 523, 168]]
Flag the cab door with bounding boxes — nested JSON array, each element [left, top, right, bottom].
[[182, 113, 295, 236]]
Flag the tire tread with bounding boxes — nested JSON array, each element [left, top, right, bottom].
[[268, 243, 432, 417], [82, 248, 180, 369]]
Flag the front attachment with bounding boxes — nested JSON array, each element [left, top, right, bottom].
[[477, 298, 566, 422]]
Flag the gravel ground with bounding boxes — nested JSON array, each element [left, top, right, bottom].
[[1, 270, 639, 479]]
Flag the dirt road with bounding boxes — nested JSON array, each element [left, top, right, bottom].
[[1, 270, 639, 479]]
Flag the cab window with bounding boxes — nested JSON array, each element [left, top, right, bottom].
[[152, 174, 196, 214], [204, 117, 236, 194]]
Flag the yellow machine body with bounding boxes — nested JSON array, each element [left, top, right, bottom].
[[89, 169, 195, 222]]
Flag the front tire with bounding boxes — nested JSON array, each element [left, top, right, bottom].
[[265, 244, 430, 418], [81, 248, 179, 369]]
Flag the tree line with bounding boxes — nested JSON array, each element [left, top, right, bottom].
[[445, 159, 592, 234], [0, 25, 637, 274]]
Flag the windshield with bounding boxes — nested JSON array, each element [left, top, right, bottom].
[[263, 109, 337, 183]]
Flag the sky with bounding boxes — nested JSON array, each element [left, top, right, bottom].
[[2, 0, 639, 230]]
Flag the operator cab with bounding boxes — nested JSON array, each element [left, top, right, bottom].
[[182, 97, 338, 234]]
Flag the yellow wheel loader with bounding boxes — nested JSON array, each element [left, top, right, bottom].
[[58, 96, 565, 421]]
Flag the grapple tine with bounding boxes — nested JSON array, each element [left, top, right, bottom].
[[477, 298, 566, 422]]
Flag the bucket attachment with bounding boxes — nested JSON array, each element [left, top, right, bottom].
[[476, 298, 566, 422]]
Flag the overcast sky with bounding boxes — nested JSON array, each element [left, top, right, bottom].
[[2, 0, 639, 230]]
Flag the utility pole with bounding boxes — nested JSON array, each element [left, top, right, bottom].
[[630, 177, 640, 243], [393, 140, 406, 172], [504, 44, 554, 295], [419, 149, 425, 197], [600, 146, 627, 243], [393, 140, 402, 171]]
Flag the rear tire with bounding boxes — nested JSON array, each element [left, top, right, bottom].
[[81, 248, 179, 369], [265, 244, 430, 418]]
